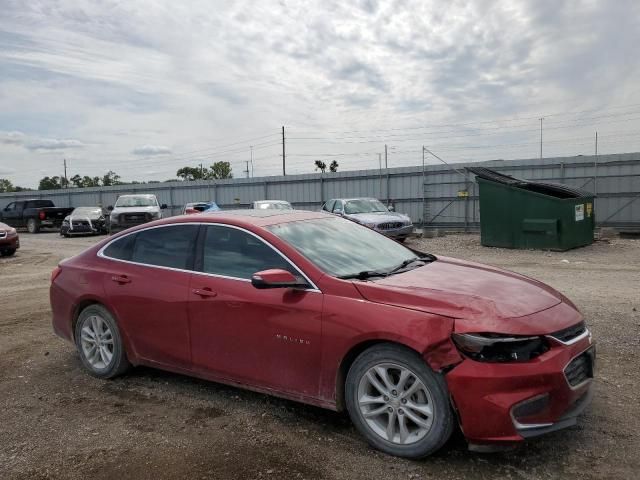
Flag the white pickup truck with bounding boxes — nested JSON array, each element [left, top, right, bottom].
[[107, 194, 167, 235]]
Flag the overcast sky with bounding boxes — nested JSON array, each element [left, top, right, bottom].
[[1, 0, 640, 188]]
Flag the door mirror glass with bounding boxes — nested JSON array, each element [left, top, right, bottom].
[[107, 205, 114, 211], [160, 203, 168, 210], [387, 205, 395, 212], [251, 269, 307, 289]]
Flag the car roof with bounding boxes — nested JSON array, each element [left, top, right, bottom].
[[254, 200, 290, 203], [117, 194, 156, 198], [328, 197, 379, 202]]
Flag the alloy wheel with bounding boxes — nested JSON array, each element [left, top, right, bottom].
[[79, 314, 114, 370], [357, 362, 435, 445]]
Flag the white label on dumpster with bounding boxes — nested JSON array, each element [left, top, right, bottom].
[[575, 204, 585, 221]]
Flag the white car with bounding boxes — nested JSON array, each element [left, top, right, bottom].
[[251, 200, 293, 210], [107, 194, 167, 235]]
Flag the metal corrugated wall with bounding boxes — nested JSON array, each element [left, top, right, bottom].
[[1, 153, 639, 228]]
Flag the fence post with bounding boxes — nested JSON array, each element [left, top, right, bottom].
[[264, 180, 268, 200], [169, 185, 174, 216], [464, 178, 470, 232]]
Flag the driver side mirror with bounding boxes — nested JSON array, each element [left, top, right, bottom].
[[387, 205, 395, 212], [251, 269, 307, 290], [334, 209, 343, 215], [107, 205, 114, 211], [160, 203, 168, 210]]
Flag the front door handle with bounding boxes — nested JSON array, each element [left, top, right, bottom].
[[111, 274, 131, 284], [192, 287, 218, 298]]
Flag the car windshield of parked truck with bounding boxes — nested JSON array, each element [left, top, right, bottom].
[[344, 199, 388, 214], [115, 196, 157, 207], [268, 217, 421, 278]]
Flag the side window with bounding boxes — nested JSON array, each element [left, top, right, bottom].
[[201, 225, 297, 280], [4, 202, 15, 211], [103, 234, 136, 261], [323, 200, 335, 212], [332, 200, 343, 213], [131, 225, 199, 269]]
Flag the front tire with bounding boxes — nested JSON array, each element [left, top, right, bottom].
[[1, 249, 16, 257], [27, 218, 40, 234], [74, 305, 130, 379], [345, 344, 454, 458]]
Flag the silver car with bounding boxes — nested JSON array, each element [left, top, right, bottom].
[[321, 197, 414, 242]]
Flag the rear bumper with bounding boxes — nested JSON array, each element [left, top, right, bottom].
[[446, 335, 595, 445]]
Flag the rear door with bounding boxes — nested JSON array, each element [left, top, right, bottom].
[[101, 224, 199, 369], [188, 224, 323, 397]]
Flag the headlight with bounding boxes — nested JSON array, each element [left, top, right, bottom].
[[452, 333, 549, 362], [62, 220, 69, 226], [150, 211, 161, 219], [110, 213, 118, 224], [7, 228, 17, 237], [364, 223, 377, 229]]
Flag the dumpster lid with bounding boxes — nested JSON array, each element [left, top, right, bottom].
[[467, 166, 593, 199]]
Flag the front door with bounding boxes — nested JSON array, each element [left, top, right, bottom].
[[188, 224, 323, 397]]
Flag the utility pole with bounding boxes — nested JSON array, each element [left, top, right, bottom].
[[384, 144, 388, 168], [384, 144, 389, 206], [63, 158, 68, 188], [594, 131, 598, 196], [250, 146, 254, 178], [378, 153, 382, 197], [199, 163, 204, 178], [539, 117, 544, 160], [244, 161, 250, 178], [282, 126, 286, 176], [422, 146, 426, 226]]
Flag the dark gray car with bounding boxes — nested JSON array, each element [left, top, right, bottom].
[[321, 197, 414, 241]]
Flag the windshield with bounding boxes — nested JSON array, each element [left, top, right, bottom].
[[257, 202, 292, 210], [268, 217, 418, 278], [344, 199, 388, 214], [115, 196, 157, 208], [72, 207, 102, 216]]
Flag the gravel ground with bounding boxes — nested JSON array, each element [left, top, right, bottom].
[[0, 231, 638, 479]]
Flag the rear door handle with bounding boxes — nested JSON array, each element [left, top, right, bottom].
[[111, 275, 131, 284], [192, 287, 218, 298]]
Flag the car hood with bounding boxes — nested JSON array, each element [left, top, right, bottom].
[[353, 256, 564, 325], [345, 211, 409, 224], [111, 206, 159, 214]]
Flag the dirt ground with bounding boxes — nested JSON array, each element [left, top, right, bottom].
[[1, 231, 638, 480]]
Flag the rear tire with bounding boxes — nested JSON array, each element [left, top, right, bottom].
[[345, 344, 454, 458], [74, 304, 130, 379], [27, 218, 40, 234], [397, 237, 407, 243]]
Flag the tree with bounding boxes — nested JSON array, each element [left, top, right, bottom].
[[38, 176, 63, 190], [70, 174, 84, 187], [208, 161, 233, 179], [176, 166, 206, 181], [102, 170, 121, 186], [329, 160, 339, 172], [314, 160, 327, 173], [0, 178, 14, 193]]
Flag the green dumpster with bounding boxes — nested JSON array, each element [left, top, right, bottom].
[[467, 167, 595, 251]]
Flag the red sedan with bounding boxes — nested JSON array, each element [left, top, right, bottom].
[[50, 210, 594, 458], [0, 221, 20, 256]]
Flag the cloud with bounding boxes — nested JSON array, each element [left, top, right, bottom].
[[132, 144, 172, 155], [25, 138, 84, 151], [0, 131, 26, 145]]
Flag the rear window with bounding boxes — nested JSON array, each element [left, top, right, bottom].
[[131, 225, 199, 270], [102, 234, 136, 261]]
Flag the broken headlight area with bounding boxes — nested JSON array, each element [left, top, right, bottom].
[[451, 333, 549, 363]]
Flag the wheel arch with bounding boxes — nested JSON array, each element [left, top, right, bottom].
[[71, 299, 138, 364], [335, 339, 421, 412]]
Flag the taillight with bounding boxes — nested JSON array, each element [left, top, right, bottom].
[[39, 211, 46, 220], [51, 266, 62, 283]]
